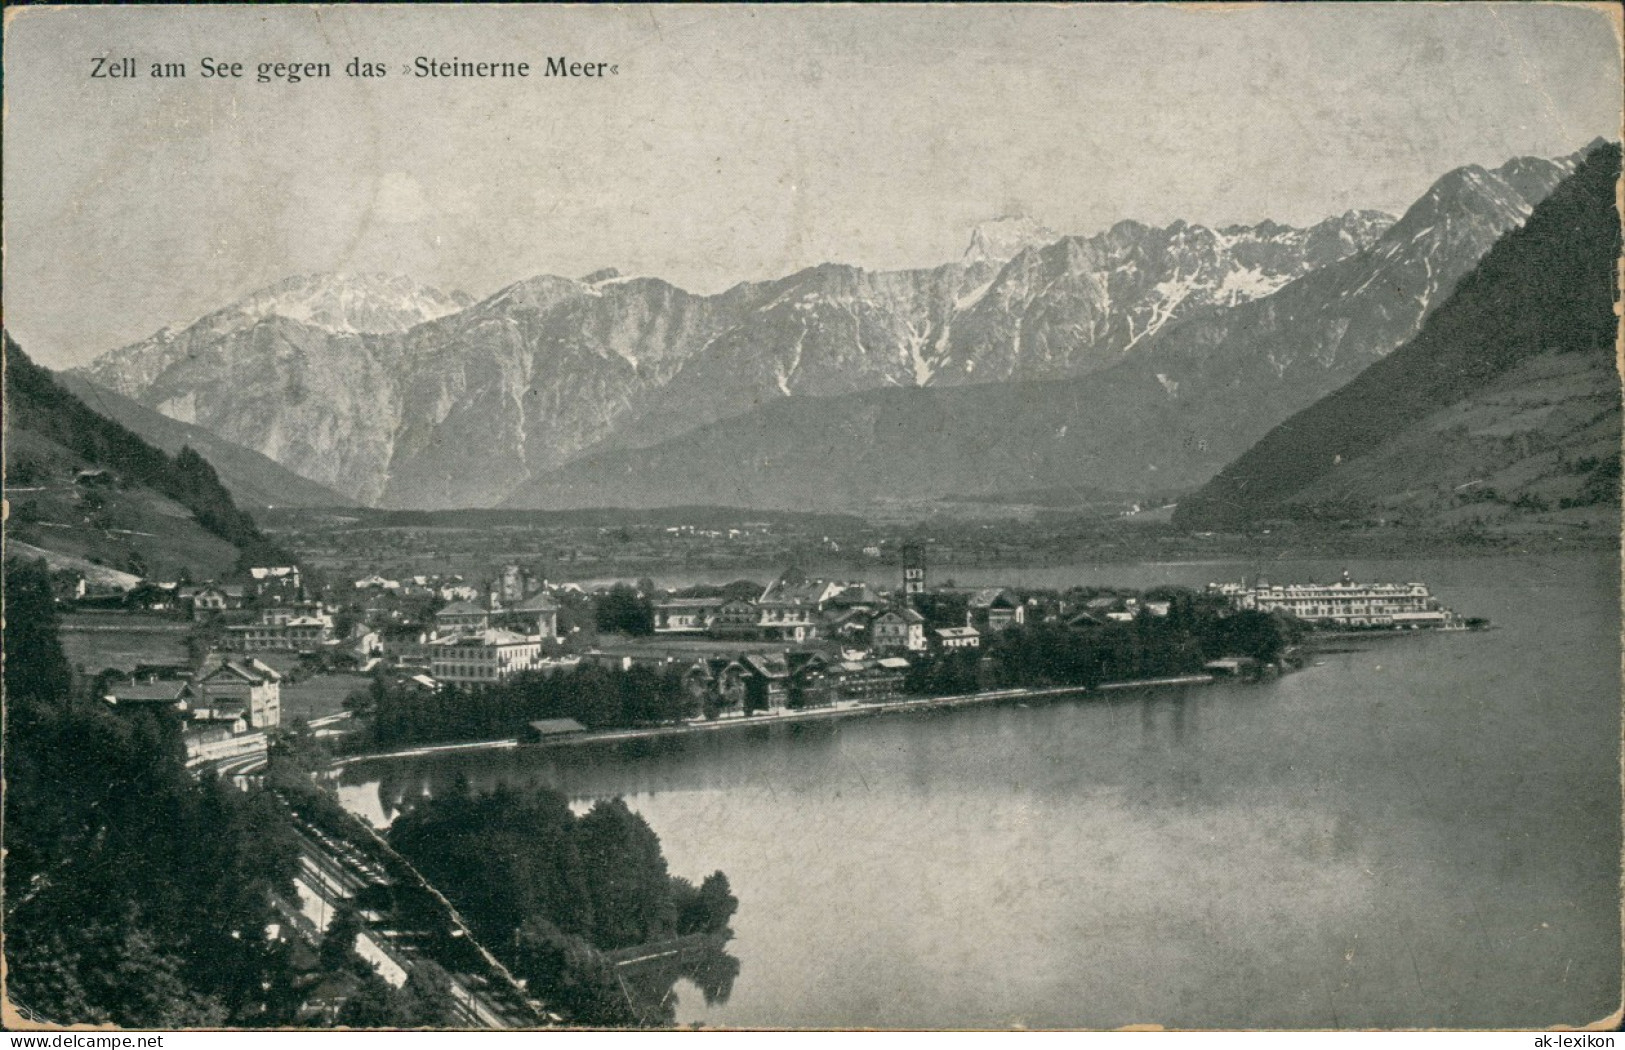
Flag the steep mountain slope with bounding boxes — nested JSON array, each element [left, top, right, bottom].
[[56, 374, 352, 508], [588, 261, 999, 454], [598, 212, 1393, 455], [77, 271, 763, 506], [500, 375, 1227, 510], [78, 316, 414, 507], [1116, 151, 1585, 416], [1276, 351, 1620, 533], [76, 208, 1392, 509], [1173, 143, 1621, 531], [373, 273, 758, 507], [5, 335, 287, 579], [76, 274, 481, 506], [503, 146, 1596, 511]]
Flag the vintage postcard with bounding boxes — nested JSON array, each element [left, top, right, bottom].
[[3, 2, 1621, 1035]]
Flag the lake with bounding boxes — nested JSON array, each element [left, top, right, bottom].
[[337, 552, 1620, 1029]]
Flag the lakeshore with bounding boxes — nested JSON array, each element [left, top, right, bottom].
[[333, 673, 1219, 771], [326, 552, 1619, 1028]]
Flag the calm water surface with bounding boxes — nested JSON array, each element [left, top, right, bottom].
[[339, 553, 1620, 1028]]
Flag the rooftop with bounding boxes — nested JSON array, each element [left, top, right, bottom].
[[105, 682, 187, 703], [528, 718, 586, 736]]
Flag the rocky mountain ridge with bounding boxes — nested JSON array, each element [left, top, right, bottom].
[[74, 145, 1592, 510], [498, 145, 1598, 510]]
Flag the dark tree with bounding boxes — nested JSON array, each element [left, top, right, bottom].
[[595, 583, 654, 636], [3, 557, 73, 705]]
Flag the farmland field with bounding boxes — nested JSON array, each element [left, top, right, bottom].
[[59, 612, 190, 673]]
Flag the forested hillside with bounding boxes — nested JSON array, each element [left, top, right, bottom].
[[57, 373, 353, 509], [1174, 142, 1621, 530], [2, 557, 301, 1024], [5, 333, 289, 572]]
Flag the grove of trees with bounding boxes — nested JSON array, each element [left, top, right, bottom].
[[359, 662, 700, 748], [388, 784, 739, 1025]]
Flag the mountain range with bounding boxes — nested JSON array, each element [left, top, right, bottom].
[[70, 143, 1600, 512], [501, 147, 1592, 510]]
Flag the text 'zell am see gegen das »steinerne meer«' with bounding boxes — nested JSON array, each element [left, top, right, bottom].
[[89, 54, 617, 83]]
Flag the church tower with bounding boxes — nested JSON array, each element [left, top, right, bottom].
[[901, 541, 926, 596]]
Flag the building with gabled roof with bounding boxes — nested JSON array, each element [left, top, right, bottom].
[[740, 653, 792, 713], [760, 576, 847, 607], [933, 625, 982, 650], [967, 588, 1026, 631], [872, 606, 927, 653], [434, 600, 491, 634], [102, 679, 189, 711], [191, 583, 247, 618], [825, 583, 884, 611], [192, 655, 282, 729]]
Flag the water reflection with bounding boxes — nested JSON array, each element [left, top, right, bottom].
[[334, 555, 1620, 1029], [619, 940, 740, 1026], [345, 718, 852, 825]]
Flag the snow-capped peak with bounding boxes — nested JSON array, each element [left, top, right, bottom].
[[207, 273, 474, 337], [963, 215, 1061, 265]]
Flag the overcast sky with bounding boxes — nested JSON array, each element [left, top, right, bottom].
[[4, 3, 1620, 368]]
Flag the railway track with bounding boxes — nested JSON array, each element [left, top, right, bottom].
[[279, 805, 546, 1028]]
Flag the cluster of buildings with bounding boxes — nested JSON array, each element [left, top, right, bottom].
[[650, 575, 1025, 653], [101, 656, 284, 766], [581, 643, 915, 714], [343, 553, 1072, 706], [81, 540, 1268, 759], [349, 550, 1045, 718], [417, 594, 561, 685], [566, 553, 1034, 716]]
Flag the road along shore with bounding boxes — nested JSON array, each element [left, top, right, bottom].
[[333, 673, 1218, 770]]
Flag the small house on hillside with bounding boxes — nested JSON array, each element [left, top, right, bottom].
[[191, 584, 247, 618]]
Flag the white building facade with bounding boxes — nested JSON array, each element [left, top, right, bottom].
[[430, 629, 545, 685]]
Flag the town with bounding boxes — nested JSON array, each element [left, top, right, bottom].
[[66, 539, 1307, 773], [21, 536, 1308, 1026]]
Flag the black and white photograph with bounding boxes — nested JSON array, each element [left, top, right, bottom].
[[2, 2, 1621, 1033]]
